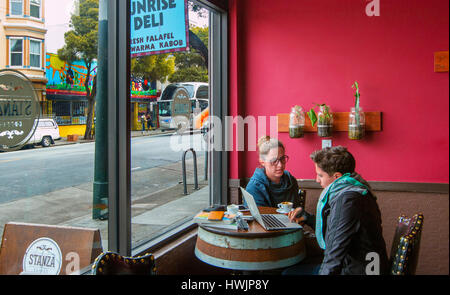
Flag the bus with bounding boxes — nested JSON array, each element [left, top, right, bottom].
[[157, 82, 209, 131]]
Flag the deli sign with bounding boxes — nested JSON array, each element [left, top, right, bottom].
[[130, 0, 189, 57], [0, 70, 40, 152]]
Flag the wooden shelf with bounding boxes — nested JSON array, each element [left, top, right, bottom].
[[277, 112, 382, 133]]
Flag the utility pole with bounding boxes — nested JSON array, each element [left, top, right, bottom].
[[93, 0, 108, 220]]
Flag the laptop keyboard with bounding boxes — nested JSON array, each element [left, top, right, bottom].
[[262, 215, 286, 229]]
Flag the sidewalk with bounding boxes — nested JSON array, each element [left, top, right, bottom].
[[0, 181, 208, 253], [1, 128, 209, 251]]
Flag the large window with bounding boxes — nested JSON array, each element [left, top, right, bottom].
[[9, 38, 23, 67], [107, 0, 228, 256], [129, 1, 214, 251], [29, 39, 42, 68], [9, 0, 23, 16], [0, 0, 228, 274], [30, 0, 41, 18]]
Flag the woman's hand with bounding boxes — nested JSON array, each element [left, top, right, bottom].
[[288, 207, 306, 224]]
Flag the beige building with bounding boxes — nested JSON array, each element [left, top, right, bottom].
[[1, 0, 47, 102]]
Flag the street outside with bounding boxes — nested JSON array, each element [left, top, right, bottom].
[[0, 0, 215, 270], [0, 131, 209, 249]]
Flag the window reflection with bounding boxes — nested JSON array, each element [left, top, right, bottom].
[[0, 0, 215, 272], [130, 1, 211, 248]]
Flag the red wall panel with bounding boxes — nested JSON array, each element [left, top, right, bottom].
[[228, 0, 449, 183]]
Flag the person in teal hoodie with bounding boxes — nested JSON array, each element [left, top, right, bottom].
[[245, 136, 301, 208], [285, 146, 389, 275]]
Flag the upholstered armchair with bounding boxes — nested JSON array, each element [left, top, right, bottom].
[[389, 213, 424, 275], [298, 189, 307, 209], [91, 251, 156, 275]]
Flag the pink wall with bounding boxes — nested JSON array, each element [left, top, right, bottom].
[[228, 0, 449, 183]]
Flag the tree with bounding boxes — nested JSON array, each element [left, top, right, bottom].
[[189, 26, 209, 67], [131, 54, 175, 85], [169, 67, 208, 83], [169, 26, 209, 83], [189, 2, 208, 18], [59, 0, 98, 140]]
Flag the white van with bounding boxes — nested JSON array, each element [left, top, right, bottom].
[[28, 118, 61, 147]]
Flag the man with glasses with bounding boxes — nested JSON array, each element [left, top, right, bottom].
[[245, 136, 302, 208]]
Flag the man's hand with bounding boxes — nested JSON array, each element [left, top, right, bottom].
[[288, 207, 307, 224]]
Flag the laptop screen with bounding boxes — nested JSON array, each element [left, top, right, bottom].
[[240, 187, 265, 226]]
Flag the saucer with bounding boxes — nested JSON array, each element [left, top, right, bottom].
[[276, 208, 293, 214], [226, 211, 242, 217]]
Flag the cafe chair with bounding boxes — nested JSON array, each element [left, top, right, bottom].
[[389, 213, 424, 275], [91, 251, 156, 275], [298, 189, 307, 209]]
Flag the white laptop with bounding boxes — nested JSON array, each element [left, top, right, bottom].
[[240, 187, 302, 231]]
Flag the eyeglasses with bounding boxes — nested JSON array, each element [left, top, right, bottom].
[[267, 155, 289, 166]]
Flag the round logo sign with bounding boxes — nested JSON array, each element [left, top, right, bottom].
[[22, 237, 63, 275], [171, 87, 191, 118], [0, 69, 40, 152], [171, 87, 191, 132]]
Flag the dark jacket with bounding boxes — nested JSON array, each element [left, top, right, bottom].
[[245, 168, 300, 208], [304, 175, 389, 275]]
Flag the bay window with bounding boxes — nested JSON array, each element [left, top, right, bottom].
[[10, 0, 23, 16], [30, 0, 41, 18], [9, 38, 23, 67], [30, 39, 42, 68]]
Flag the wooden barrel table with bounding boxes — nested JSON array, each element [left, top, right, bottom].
[[195, 207, 306, 271]]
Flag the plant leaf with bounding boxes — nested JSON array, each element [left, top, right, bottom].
[[307, 109, 317, 127]]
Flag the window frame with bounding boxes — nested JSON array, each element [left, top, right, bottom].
[[9, 37, 24, 68], [106, 0, 228, 257], [196, 85, 209, 99], [9, 0, 24, 17], [29, 38, 42, 69], [29, 0, 41, 19]]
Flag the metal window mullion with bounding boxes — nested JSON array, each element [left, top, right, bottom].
[[219, 11, 228, 204], [118, 0, 131, 256], [107, 0, 131, 256], [107, 0, 118, 254], [209, 10, 228, 206], [209, 12, 219, 206]]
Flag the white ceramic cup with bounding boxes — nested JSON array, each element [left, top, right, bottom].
[[227, 204, 239, 215], [277, 201, 293, 212]]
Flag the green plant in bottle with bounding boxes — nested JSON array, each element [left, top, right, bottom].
[[349, 81, 365, 139], [352, 81, 360, 125], [307, 103, 333, 137], [289, 105, 305, 138]]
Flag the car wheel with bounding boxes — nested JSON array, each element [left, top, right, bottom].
[[42, 136, 52, 147]]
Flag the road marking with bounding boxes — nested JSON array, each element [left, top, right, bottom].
[[133, 140, 156, 145], [0, 158, 21, 163], [131, 167, 142, 171]]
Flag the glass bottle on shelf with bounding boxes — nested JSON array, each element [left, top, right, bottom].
[[289, 106, 305, 138], [348, 107, 365, 140], [317, 105, 333, 137]]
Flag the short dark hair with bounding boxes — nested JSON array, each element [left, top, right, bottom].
[[310, 146, 355, 176]]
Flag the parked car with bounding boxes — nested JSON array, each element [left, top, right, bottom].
[[28, 118, 61, 147]]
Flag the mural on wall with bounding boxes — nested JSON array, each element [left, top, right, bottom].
[[45, 53, 97, 93], [131, 78, 158, 99], [46, 53, 158, 98]]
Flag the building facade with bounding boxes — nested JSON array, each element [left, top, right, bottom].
[[0, 0, 47, 103], [45, 52, 96, 137]]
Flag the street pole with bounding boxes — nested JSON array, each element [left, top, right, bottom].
[[93, 0, 108, 220]]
